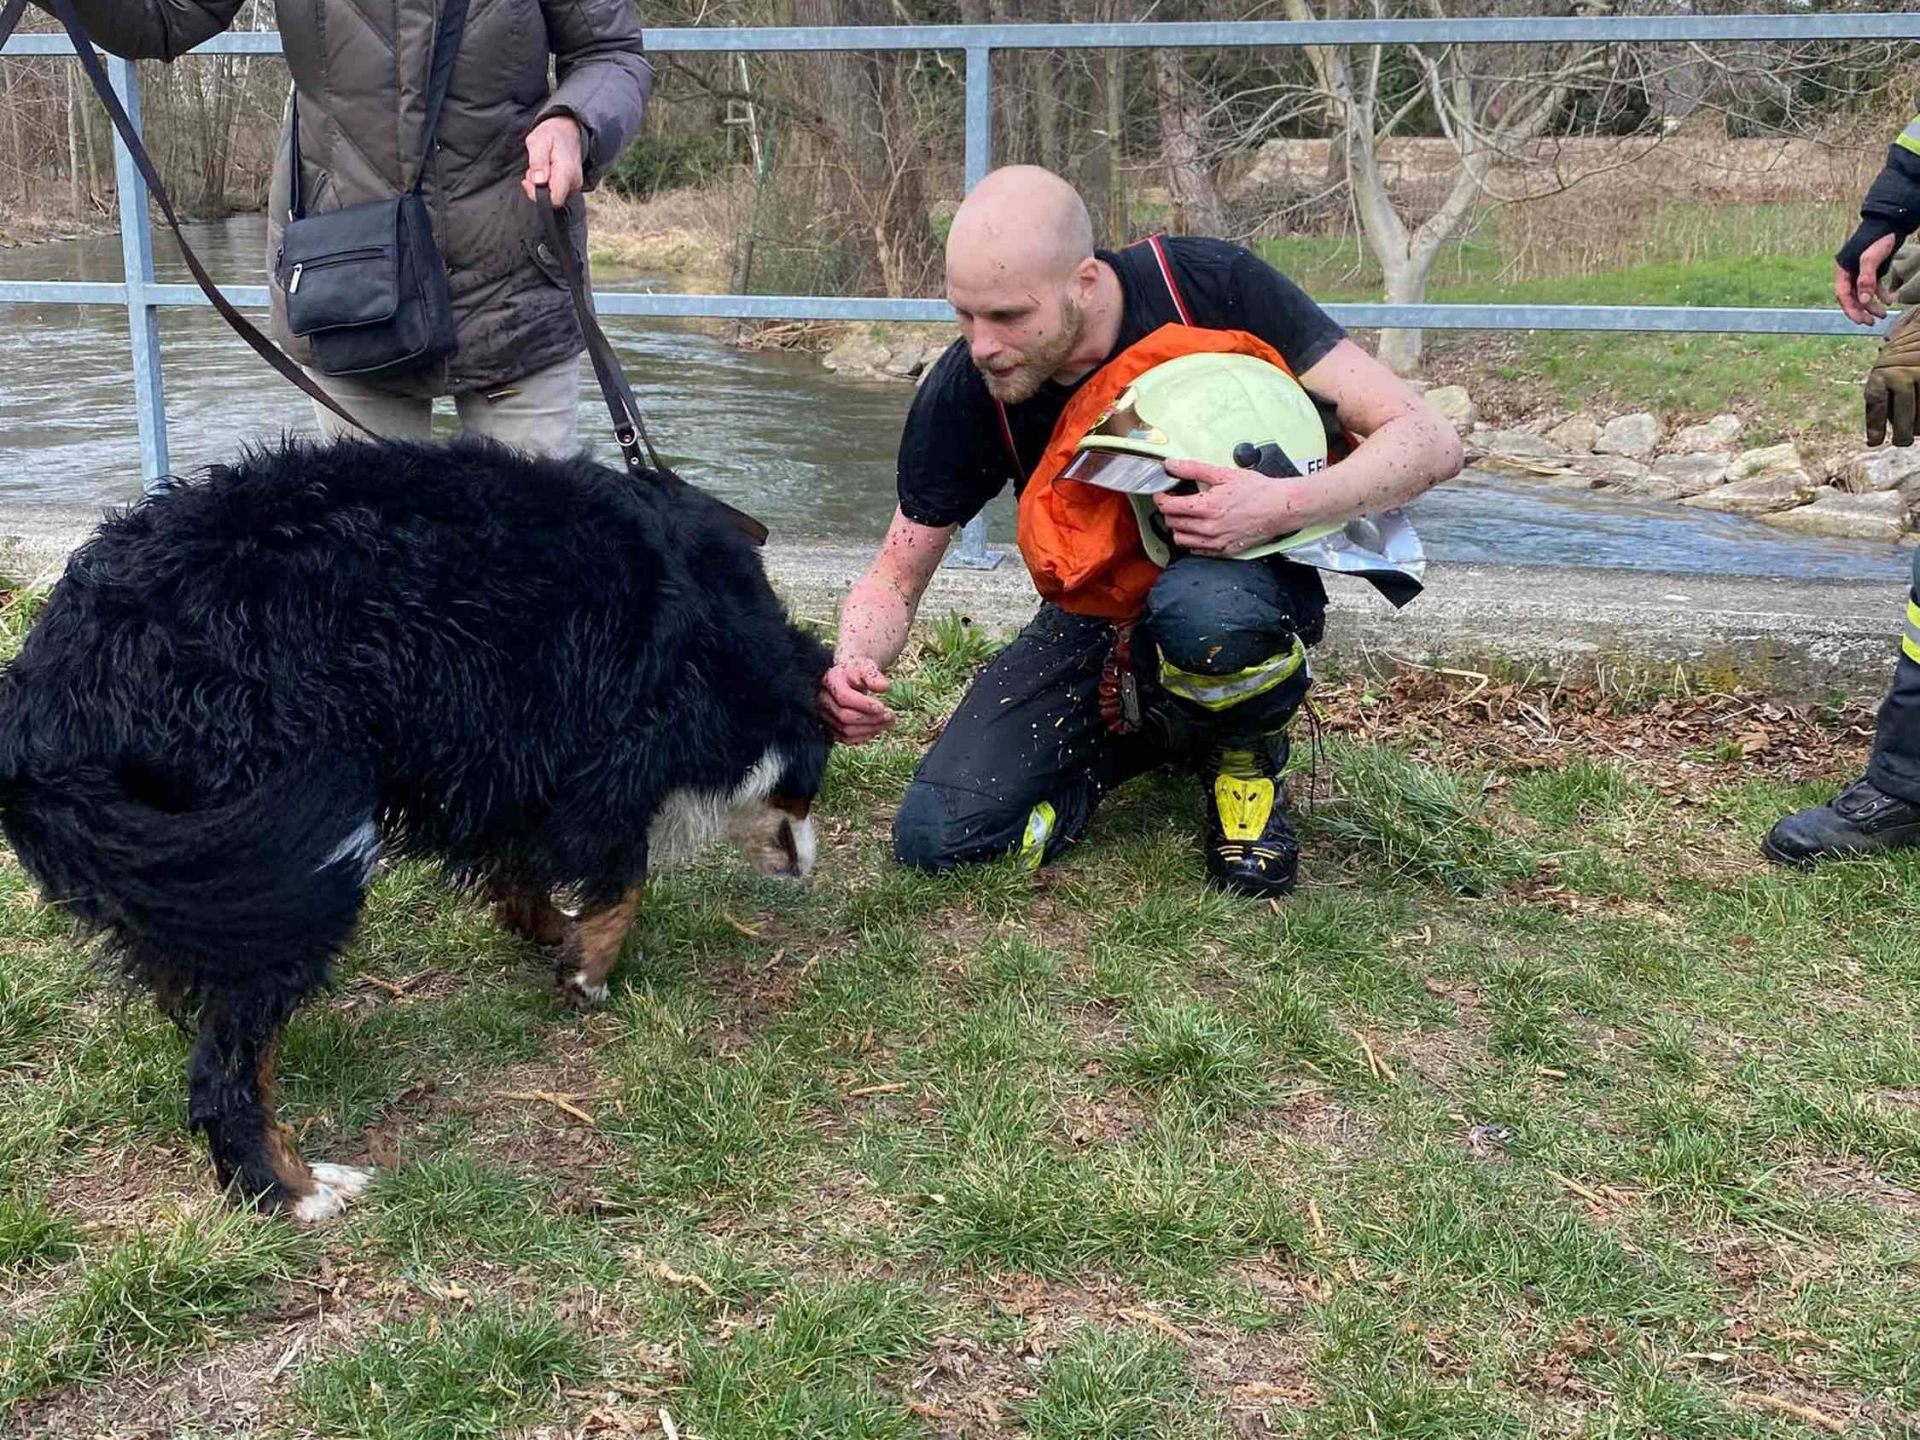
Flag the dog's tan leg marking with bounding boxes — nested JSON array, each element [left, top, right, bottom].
[[255, 1041, 372, 1223], [557, 886, 642, 1009], [492, 884, 570, 948], [254, 1040, 315, 1197]]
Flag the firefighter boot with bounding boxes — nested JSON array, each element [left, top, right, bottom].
[[1204, 736, 1299, 898], [1762, 777, 1920, 866]]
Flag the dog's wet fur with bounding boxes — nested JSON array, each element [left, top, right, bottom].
[[0, 436, 831, 1218]]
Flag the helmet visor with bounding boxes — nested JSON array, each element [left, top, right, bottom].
[[1061, 448, 1177, 495]]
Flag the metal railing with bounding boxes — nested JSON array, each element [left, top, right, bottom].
[[5, 14, 1918, 568]]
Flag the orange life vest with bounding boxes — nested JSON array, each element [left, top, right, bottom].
[[1012, 320, 1304, 623]]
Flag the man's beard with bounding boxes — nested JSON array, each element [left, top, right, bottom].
[[975, 295, 1085, 405]]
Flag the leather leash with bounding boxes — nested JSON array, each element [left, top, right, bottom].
[[533, 185, 768, 546]]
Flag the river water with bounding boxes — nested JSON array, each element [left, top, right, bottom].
[[0, 215, 1910, 583]]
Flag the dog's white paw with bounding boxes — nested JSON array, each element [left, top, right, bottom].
[[291, 1164, 374, 1222], [310, 1162, 373, 1196], [565, 974, 611, 1008]]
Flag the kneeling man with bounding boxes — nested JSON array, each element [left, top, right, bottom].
[[819, 165, 1463, 896]]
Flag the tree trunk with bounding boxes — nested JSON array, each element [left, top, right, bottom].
[[1152, 48, 1223, 236], [67, 66, 84, 219], [78, 69, 100, 206], [1083, 47, 1113, 242], [860, 47, 938, 296], [3, 64, 27, 205], [1033, 49, 1061, 175], [1376, 245, 1427, 374]]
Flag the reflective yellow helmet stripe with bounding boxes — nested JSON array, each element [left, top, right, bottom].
[[1158, 637, 1306, 712]]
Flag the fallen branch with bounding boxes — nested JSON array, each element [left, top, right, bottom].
[[1734, 1393, 1846, 1434], [652, 1261, 717, 1298], [847, 1082, 910, 1098], [1549, 1170, 1609, 1207], [358, 968, 436, 998], [1352, 1029, 1398, 1084], [720, 910, 765, 939], [498, 1089, 597, 1126], [265, 1334, 307, 1384]]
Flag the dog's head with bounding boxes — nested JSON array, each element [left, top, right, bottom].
[[724, 740, 828, 881], [721, 621, 835, 881]]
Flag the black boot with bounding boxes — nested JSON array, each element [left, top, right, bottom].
[[1762, 778, 1920, 866], [1204, 738, 1299, 898]]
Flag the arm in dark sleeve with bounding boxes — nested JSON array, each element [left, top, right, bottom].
[[1167, 238, 1346, 375], [536, 0, 655, 189], [1839, 117, 1920, 276], [32, 0, 242, 60], [896, 341, 1014, 529]]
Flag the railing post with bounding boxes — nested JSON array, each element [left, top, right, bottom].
[[945, 42, 1003, 571], [106, 54, 170, 492]]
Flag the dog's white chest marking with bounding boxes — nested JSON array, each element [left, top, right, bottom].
[[647, 746, 787, 868]]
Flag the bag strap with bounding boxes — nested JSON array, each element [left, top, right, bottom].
[[414, 0, 469, 193], [991, 397, 1022, 477], [289, 0, 468, 219], [533, 187, 769, 547], [4, 0, 377, 439]]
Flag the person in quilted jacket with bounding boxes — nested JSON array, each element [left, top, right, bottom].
[[52, 0, 654, 456]]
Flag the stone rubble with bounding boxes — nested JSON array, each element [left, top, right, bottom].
[[1453, 393, 1920, 543]]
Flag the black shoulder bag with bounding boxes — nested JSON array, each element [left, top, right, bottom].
[[276, 0, 467, 380]]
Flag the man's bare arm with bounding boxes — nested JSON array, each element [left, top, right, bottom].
[[819, 508, 954, 744]]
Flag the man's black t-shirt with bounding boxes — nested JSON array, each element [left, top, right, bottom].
[[896, 236, 1348, 530]]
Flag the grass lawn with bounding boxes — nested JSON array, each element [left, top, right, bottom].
[[1, 593, 1917, 1438]]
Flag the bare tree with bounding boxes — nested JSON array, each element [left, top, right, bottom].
[[1155, 46, 1226, 235], [1280, 0, 1616, 373], [1, 64, 24, 205]]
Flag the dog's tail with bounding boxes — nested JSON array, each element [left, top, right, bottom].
[[0, 758, 378, 996]]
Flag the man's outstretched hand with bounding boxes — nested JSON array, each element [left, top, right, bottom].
[[819, 657, 897, 745]]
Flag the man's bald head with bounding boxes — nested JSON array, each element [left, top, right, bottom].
[[943, 167, 1104, 402], [946, 165, 1094, 292]]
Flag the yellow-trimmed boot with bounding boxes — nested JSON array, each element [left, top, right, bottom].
[[1205, 739, 1298, 898]]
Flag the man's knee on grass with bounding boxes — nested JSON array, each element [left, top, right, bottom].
[[893, 779, 1074, 873]]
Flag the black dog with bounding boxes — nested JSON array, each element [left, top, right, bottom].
[[0, 437, 831, 1220]]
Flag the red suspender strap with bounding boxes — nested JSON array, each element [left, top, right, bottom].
[[994, 399, 1023, 474], [1145, 234, 1194, 326]]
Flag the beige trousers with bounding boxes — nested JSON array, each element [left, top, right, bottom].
[[309, 355, 582, 459]]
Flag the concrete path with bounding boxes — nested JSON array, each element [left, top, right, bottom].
[[2, 500, 1904, 700]]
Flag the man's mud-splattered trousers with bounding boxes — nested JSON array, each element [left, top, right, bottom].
[[893, 555, 1325, 871], [1864, 546, 1920, 804]]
